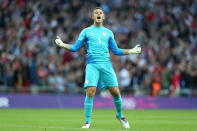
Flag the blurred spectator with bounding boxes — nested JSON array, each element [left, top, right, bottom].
[[0, 0, 197, 97], [118, 64, 131, 94]]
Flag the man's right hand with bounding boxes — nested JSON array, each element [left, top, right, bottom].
[[55, 36, 66, 48]]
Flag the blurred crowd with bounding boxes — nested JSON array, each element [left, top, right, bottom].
[[0, 0, 197, 97]]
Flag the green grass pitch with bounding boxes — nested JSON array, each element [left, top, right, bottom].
[[0, 109, 197, 131]]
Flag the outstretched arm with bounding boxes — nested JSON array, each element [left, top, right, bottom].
[[109, 33, 141, 55], [55, 29, 86, 52], [109, 37, 124, 55], [55, 36, 84, 52]]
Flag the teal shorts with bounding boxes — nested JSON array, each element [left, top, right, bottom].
[[84, 63, 118, 89]]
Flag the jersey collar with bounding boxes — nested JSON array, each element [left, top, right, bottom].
[[92, 25, 103, 29]]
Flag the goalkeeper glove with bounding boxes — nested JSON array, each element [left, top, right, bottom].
[[55, 36, 66, 48], [128, 44, 141, 54]]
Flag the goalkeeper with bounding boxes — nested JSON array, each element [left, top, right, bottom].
[[55, 7, 141, 129]]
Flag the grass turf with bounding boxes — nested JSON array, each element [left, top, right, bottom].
[[0, 109, 196, 131]]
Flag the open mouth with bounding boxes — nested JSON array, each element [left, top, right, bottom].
[[97, 16, 101, 19]]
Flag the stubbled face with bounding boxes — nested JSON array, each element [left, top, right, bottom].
[[92, 9, 105, 23]]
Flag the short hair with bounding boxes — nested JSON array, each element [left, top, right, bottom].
[[93, 7, 103, 12]]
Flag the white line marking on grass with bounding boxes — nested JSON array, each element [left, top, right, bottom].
[[1, 119, 197, 124], [1, 118, 197, 126], [0, 124, 135, 131]]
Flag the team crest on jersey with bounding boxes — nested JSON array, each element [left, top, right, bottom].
[[103, 32, 107, 36], [86, 80, 89, 84]]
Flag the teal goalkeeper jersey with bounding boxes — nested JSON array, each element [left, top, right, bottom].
[[69, 25, 123, 63]]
